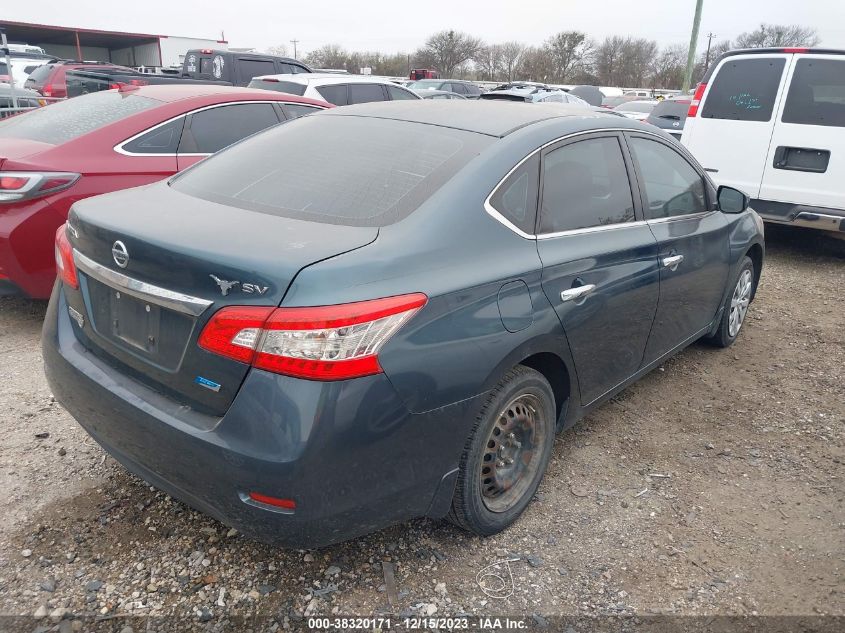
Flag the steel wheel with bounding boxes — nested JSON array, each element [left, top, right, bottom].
[[728, 268, 753, 337], [479, 393, 548, 513]]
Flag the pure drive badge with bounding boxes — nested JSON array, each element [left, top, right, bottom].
[[195, 376, 221, 392]]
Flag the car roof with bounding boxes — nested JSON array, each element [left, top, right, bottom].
[[252, 73, 397, 86], [321, 100, 632, 137], [125, 84, 313, 103], [413, 88, 466, 98]]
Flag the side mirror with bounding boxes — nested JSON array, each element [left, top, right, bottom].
[[717, 185, 750, 214]]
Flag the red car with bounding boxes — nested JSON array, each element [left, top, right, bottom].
[[0, 84, 330, 299], [23, 61, 137, 99]]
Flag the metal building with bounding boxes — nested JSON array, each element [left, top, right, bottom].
[[0, 20, 228, 68]]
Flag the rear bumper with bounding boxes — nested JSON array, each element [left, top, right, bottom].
[[752, 199, 845, 233], [43, 284, 479, 548]]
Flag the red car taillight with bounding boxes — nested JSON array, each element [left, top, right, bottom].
[[0, 171, 80, 203], [687, 83, 707, 118], [199, 293, 428, 381], [54, 224, 78, 290]]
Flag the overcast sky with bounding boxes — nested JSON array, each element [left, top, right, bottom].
[[8, 1, 845, 54]]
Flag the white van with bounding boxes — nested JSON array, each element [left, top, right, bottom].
[[682, 48, 845, 234]]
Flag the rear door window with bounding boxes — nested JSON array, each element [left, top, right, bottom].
[[539, 136, 635, 233], [628, 136, 708, 219], [782, 58, 845, 128], [702, 58, 786, 122], [184, 103, 281, 154], [348, 83, 387, 104], [316, 84, 348, 105]]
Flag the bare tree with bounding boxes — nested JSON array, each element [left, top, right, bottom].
[[594, 36, 628, 86], [735, 24, 820, 48], [625, 38, 658, 87], [475, 44, 504, 81], [498, 41, 526, 83], [650, 44, 687, 89], [303, 44, 349, 70], [419, 30, 484, 77], [516, 46, 554, 83], [545, 31, 592, 83], [264, 44, 288, 57]]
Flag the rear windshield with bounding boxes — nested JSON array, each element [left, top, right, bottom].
[[650, 101, 689, 120], [616, 101, 655, 113], [171, 115, 492, 226], [407, 80, 442, 89], [247, 78, 307, 96], [25, 64, 54, 83], [0, 91, 159, 144]]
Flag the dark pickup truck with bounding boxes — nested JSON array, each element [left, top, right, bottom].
[[65, 50, 311, 97]]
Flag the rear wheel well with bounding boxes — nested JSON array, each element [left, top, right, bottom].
[[745, 243, 763, 299], [520, 352, 570, 422]]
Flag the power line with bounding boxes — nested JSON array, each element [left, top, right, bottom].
[[704, 32, 715, 74]]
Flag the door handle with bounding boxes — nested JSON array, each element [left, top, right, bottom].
[[661, 254, 684, 271], [560, 284, 596, 302]]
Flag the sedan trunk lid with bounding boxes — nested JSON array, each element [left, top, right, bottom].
[[66, 182, 378, 415]]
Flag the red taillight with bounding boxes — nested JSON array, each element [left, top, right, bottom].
[[783, 47, 808, 53], [197, 306, 275, 364], [248, 492, 296, 510], [54, 224, 78, 289], [42, 84, 53, 97], [0, 171, 80, 203], [0, 176, 29, 190], [198, 293, 428, 381], [687, 83, 707, 117]]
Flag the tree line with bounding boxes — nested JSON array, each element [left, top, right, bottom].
[[269, 23, 819, 90]]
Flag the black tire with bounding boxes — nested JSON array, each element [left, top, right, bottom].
[[448, 365, 555, 536], [707, 256, 755, 348]]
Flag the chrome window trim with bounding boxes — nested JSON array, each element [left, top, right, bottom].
[[537, 220, 648, 240], [646, 210, 716, 224], [484, 127, 678, 239], [74, 250, 213, 317], [113, 100, 318, 158]]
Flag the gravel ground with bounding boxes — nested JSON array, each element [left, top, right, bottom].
[[0, 224, 842, 629]]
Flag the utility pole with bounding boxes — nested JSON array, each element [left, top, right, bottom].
[[682, 0, 704, 92], [704, 32, 715, 74], [290, 39, 299, 60]]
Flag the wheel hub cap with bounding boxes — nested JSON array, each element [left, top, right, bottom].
[[480, 394, 546, 513], [729, 269, 752, 337]]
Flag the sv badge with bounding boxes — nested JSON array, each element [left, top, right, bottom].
[[210, 274, 269, 297]]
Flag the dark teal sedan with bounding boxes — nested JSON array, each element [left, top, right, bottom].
[[43, 101, 764, 547]]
